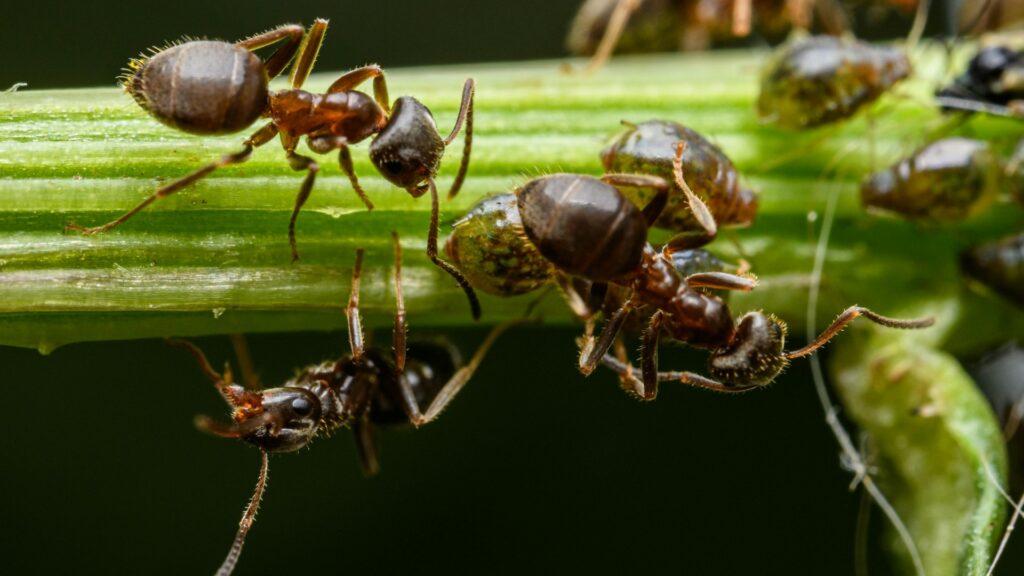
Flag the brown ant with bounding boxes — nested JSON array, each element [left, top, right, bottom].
[[65, 19, 481, 318], [511, 143, 933, 396], [168, 233, 515, 575]]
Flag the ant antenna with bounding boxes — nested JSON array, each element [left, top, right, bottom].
[[671, 142, 718, 237], [216, 450, 270, 576], [785, 306, 934, 359], [805, 181, 926, 575]]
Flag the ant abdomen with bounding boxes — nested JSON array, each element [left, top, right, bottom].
[[517, 174, 648, 281], [601, 120, 758, 230], [445, 193, 555, 296], [860, 138, 1003, 221], [708, 312, 788, 386], [369, 96, 446, 190], [126, 41, 269, 135]]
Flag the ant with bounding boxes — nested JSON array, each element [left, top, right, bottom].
[[65, 19, 481, 318], [936, 42, 1024, 120], [168, 233, 516, 575], [458, 142, 933, 397]]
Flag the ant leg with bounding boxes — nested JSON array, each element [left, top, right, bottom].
[[554, 274, 607, 319], [611, 335, 643, 394], [426, 178, 482, 320], [813, 0, 851, 35], [671, 142, 717, 237], [347, 249, 366, 363], [579, 298, 636, 375], [215, 449, 269, 576], [399, 321, 521, 427], [732, 0, 752, 36], [66, 123, 278, 235], [230, 334, 261, 389], [600, 354, 757, 393], [685, 272, 756, 292], [327, 65, 390, 112], [352, 416, 381, 476], [283, 146, 320, 262], [662, 229, 717, 254], [391, 232, 407, 372], [444, 78, 475, 199], [236, 23, 305, 80], [581, 0, 640, 74], [638, 310, 665, 400], [339, 145, 374, 210], [785, 306, 935, 360], [288, 19, 328, 90]]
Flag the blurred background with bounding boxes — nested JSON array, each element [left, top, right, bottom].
[[2, 1, 1022, 574]]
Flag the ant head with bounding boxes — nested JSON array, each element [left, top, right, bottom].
[[708, 311, 788, 387], [369, 96, 445, 192], [199, 387, 323, 453], [969, 47, 1017, 85]]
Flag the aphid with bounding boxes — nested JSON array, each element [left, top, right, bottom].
[[170, 234, 514, 575], [961, 232, 1024, 307], [860, 137, 1006, 221], [757, 34, 911, 129], [466, 144, 933, 397], [936, 43, 1024, 119], [64, 19, 481, 318], [600, 120, 758, 231]]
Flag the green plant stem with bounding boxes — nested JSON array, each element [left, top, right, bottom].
[[1, 51, 1023, 352]]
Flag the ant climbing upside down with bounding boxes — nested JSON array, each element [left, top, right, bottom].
[[168, 233, 518, 576], [451, 142, 934, 398], [65, 18, 481, 318]]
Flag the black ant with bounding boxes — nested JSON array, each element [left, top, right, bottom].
[[65, 18, 481, 318], [936, 42, 1024, 120], [168, 233, 515, 575], [461, 142, 933, 397]]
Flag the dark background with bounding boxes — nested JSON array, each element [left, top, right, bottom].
[[2, 1, 1022, 574]]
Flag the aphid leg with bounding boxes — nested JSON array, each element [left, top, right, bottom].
[[391, 231, 407, 372], [283, 143, 320, 262], [326, 65, 390, 113], [347, 249, 366, 363], [215, 449, 269, 576], [685, 272, 757, 292], [400, 321, 522, 427], [444, 78, 475, 199], [600, 353, 757, 393], [554, 274, 607, 319], [288, 19, 328, 90], [579, 298, 636, 375], [235, 23, 304, 80], [230, 334, 261, 389], [65, 123, 279, 236], [581, 0, 640, 74], [785, 306, 935, 360], [352, 415, 381, 477], [425, 178, 482, 320]]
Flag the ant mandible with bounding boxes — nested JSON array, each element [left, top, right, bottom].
[[168, 233, 516, 575], [515, 143, 934, 397], [65, 19, 481, 318]]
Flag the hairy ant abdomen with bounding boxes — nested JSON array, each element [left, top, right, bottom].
[[128, 41, 269, 135], [517, 174, 647, 281]]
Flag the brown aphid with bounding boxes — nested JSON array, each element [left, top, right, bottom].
[[172, 234, 517, 576], [962, 232, 1024, 307], [861, 138, 1004, 221], [510, 145, 933, 398], [757, 35, 910, 129], [601, 120, 757, 231], [66, 19, 481, 319]]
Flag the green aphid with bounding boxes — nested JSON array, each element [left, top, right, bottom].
[[445, 193, 554, 297], [757, 35, 910, 130], [601, 120, 757, 232], [861, 138, 1003, 222]]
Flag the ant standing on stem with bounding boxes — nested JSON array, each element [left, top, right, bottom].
[[65, 18, 482, 318], [168, 233, 517, 576]]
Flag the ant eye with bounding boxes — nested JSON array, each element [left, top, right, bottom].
[[291, 397, 313, 417], [384, 161, 404, 175]]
